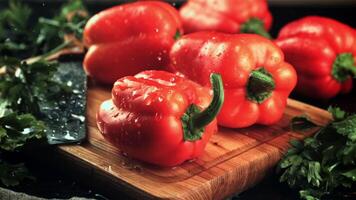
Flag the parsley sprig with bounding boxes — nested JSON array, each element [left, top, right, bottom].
[[0, 0, 33, 57], [0, 0, 88, 59], [36, 0, 88, 55], [0, 57, 71, 187], [279, 107, 356, 200], [0, 57, 71, 116], [0, 113, 46, 152], [0, 160, 34, 187], [0, 0, 88, 187]]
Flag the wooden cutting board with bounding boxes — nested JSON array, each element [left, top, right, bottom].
[[56, 81, 331, 200]]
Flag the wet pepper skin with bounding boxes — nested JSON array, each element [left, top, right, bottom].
[[179, 0, 272, 38], [83, 1, 182, 84], [170, 32, 297, 128], [275, 16, 356, 99], [97, 70, 224, 166]]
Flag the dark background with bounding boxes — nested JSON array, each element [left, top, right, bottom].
[[1, 0, 356, 199]]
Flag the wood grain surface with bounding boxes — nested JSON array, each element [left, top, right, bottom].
[[56, 81, 332, 200]]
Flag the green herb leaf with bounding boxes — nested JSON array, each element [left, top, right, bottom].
[[0, 58, 71, 116], [0, 0, 33, 57], [0, 160, 34, 187], [35, 0, 88, 54], [342, 168, 356, 181], [279, 107, 356, 200], [0, 113, 46, 151], [291, 115, 318, 132], [328, 106, 347, 121], [3, 0, 32, 31], [332, 115, 356, 141], [0, 0, 88, 58], [299, 189, 324, 200], [0, 0, 88, 187]]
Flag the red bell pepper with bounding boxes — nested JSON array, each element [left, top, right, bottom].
[[83, 1, 183, 84], [275, 16, 356, 99], [179, 0, 272, 38], [169, 32, 297, 128], [97, 70, 224, 166]]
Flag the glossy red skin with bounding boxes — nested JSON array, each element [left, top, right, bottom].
[[179, 0, 272, 34], [97, 70, 217, 167], [275, 16, 356, 99], [169, 32, 297, 128], [83, 1, 183, 84]]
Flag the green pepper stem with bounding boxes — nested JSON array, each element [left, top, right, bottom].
[[181, 73, 224, 142], [174, 30, 181, 40], [240, 18, 272, 39], [332, 53, 356, 83], [247, 68, 275, 104], [191, 73, 224, 129]]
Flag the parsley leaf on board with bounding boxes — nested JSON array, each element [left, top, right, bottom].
[[328, 106, 347, 121], [0, 160, 34, 187], [291, 115, 319, 132], [279, 107, 356, 200]]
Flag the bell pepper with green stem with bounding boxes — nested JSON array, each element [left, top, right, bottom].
[[170, 32, 297, 128], [97, 70, 224, 166], [275, 16, 356, 99], [83, 1, 183, 84], [179, 0, 272, 38]]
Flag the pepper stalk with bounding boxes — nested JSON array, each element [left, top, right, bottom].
[[332, 53, 356, 83], [247, 67, 275, 104], [240, 18, 272, 39], [182, 73, 224, 141]]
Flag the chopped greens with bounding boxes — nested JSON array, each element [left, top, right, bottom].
[[291, 115, 319, 132], [36, 0, 88, 54], [0, 57, 71, 117], [0, 0, 88, 187], [0, 0, 88, 58], [279, 107, 356, 200], [0, 113, 46, 152], [0, 160, 34, 187], [0, 0, 33, 57]]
